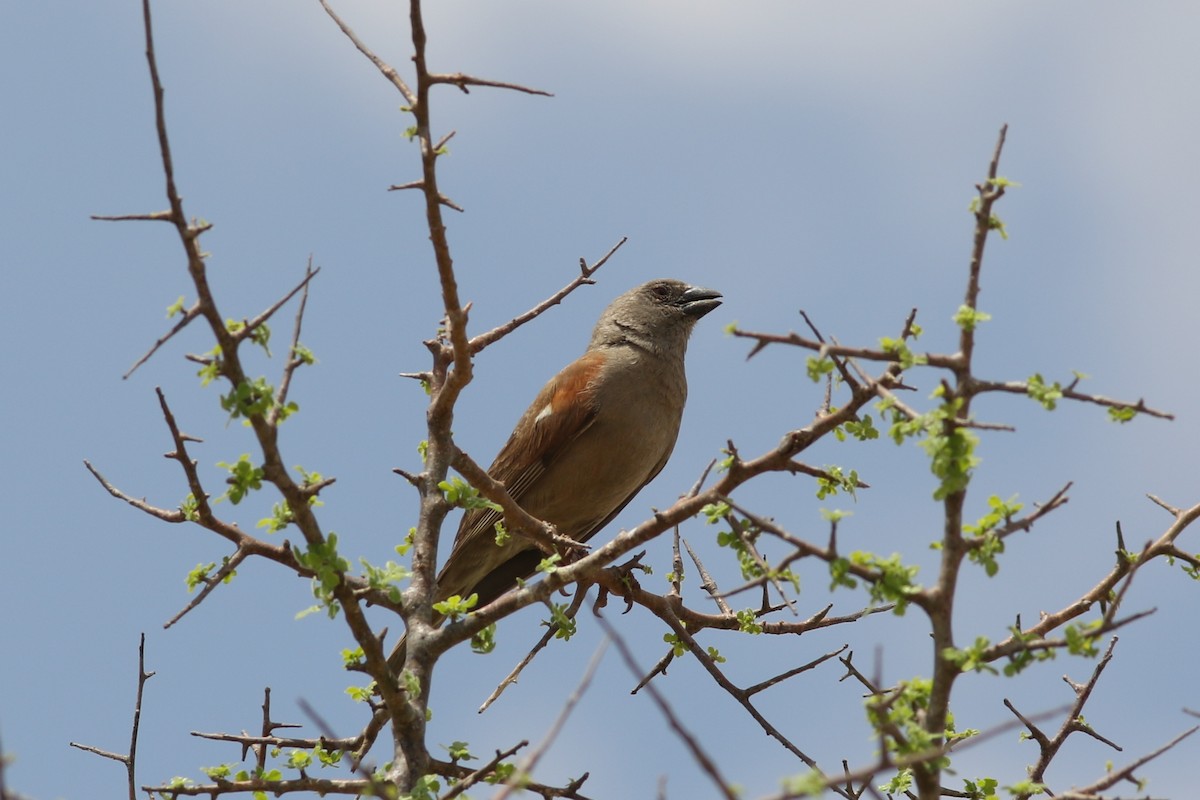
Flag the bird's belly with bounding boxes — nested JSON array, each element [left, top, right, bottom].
[[520, 411, 677, 539]]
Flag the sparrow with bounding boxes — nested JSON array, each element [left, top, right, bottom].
[[391, 278, 721, 668]]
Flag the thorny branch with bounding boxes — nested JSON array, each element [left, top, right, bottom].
[[492, 641, 607, 800], [467, 237, 627, 355], [1004, 637, 1199, 800], [69, 634, 154, 800], [596, 615, 739, 800]]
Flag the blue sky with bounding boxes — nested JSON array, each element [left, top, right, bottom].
[[3, 2, 1199, 798]]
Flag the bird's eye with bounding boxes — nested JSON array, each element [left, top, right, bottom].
[[651, 283, 672, 299]]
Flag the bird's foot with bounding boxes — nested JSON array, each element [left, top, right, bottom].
[[594, 550, 650, 614]]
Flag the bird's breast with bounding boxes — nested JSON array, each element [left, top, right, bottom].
[[519, 360, 686, 537]]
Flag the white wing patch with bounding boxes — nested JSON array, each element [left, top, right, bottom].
[[534, 402, 554, 425]]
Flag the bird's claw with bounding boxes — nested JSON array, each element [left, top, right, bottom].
[[596, 551, 650, 614], [553, 533, 591, 563]]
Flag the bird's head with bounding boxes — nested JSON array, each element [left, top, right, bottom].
[[590, 278, 722, 354]]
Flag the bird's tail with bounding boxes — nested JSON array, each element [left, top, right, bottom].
[[386, 632, 408, 673]]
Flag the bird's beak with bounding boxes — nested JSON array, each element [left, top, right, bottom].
[[678, 285, 723, 319]]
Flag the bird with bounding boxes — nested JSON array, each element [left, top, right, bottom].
[[390, 278, 721, 670]]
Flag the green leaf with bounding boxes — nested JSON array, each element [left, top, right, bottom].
[[546, 602, 577, 640], [902, 398, 980, 500], [295, 604, 323, 620], [942, 636, 998, 675], [806, 355, 835, 383], [275, 399, 300, 423], [782, 771, 827, 797], [401, 669, 421, 698], [293, 466, 326, 507], [663, 632, 687, 657], [433, 593, 478, 620], [292, 533, 351, 619], [186, 558, 233, 589], [828, 556, 858, 591], [701, 501, 731, 523], [248, 322, 272, 356], [399, 774, 441, 800], [879, 769, 913, 795], [471, 623, 497, 654], [196, 344, 223, 386], [291, 343, 316, 365], [219, 376, 276, 421], [962, 776, 999, 800], [963, 494, 1022, 576], [314, 746, 341, 768], [444, 741, 476, 762], [180, 493, 200, 522], [987, 175, 1021, 189], [1004, 780, 1046, 797], [879, 337, 927, 370], [438, 477, 502, 512], [1001, 623, 1058, 676], [1108, 405, 1137, 423], [214, 454, 264, 505], [816, 465, 860, 500], [841, 414, 879, 441], [953, 305, 992, 331], [735, 609, 762, 634], [396, 527, 417, 557], [716, 523, 765, 582], [359, 557, 410, 603], [1026, 373, 1063, 410], [1064, 620, 1102, 657], [346, 682, 375, 702], [850, 551, 920, 614], [257, 501, 294, 533], [865, 678, 950, 764]]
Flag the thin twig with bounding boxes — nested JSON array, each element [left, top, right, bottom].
[[493, 640, 607, 800], [429, 72, 553, 97], [595, 614, 739, 800], [318, 0, 416, 105], [122, 302, 202, 379], [69, 634, 155, 800], [467, 237, 627, 355], [83, 460, 185, 523], [478, 589, 591, 713], [92, 210, 175, 222], [271, 260, 317, 424]]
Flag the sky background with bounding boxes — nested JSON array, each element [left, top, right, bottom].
[[3, 2, 1199, 798]]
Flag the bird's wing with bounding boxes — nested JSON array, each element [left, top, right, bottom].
[[459, 436, 674, 607], [448, 350, 606, 553]]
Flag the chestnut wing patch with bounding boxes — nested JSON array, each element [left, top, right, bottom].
[[452, 351, 604, 548]]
